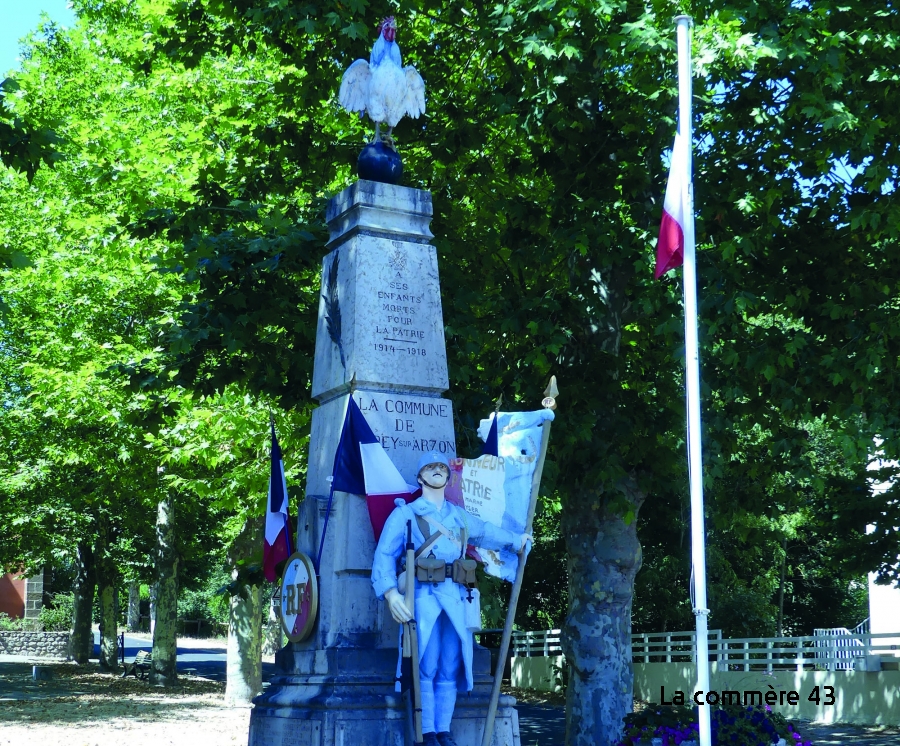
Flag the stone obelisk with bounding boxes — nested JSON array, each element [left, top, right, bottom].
[[248, 180, 520, 746]]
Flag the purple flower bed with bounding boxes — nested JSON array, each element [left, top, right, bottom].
[[617, 704, 813, 746]]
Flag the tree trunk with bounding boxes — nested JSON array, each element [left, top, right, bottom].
[[96, 524, 119, 671], [225, 517, 263, 705], [127, 582, 141, 632], [151, 491, 179, 685], [262, 593, 283, 655], [225, 582, 263, 705], [149, 582, 158, 636], [561, 477, 645, 746], [70, 541, 95, 664]]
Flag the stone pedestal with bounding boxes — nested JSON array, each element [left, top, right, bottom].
[[249, 181, 521, 746]]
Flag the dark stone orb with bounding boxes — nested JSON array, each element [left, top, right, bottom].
[[357, 141, 403, 185]]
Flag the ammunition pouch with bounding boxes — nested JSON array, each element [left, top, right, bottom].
[[452, 558, 478, 589], [415, 555, 447, 584]]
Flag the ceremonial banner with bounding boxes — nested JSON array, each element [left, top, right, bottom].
[[446, 409, 554, 582], [263, 422, 293, 582]]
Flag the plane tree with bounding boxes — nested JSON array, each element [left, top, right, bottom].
[[0, 4, 317, 690], [112, 0, 900, 742], [0, 10, 225, 675], [5, 0, 900, 742]]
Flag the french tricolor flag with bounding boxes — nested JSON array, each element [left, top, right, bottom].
[[263, 423, 293, 582], [655, 130, 690, 279], [331, 397, 416, 542]]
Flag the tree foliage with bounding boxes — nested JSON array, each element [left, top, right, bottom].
[[2, 0, 900, 741]]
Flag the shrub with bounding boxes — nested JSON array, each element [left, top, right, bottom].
[[178, 573, 230, 634], [617, 704, 812, 746], [178, 588, 213, 622], [39, 592, 74, 631], [0, 612, 25, 631]]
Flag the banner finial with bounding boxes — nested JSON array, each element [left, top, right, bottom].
[[542, 375, 558, 410]]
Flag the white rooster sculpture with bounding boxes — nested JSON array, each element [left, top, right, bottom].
[[339, 16, 426, 146]]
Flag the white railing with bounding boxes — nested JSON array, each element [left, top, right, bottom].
[[510, 628, 723, 661], [643, 629, 899, 671], [511, 628, 562, 657], [632, 629, 723, 663], [510, 624, 898, 672]]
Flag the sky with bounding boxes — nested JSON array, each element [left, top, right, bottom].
[[1, 0, 77, 77]]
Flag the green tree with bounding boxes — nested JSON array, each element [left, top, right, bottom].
[[0, 74, 59, 186], [0, 4, 266, 676], [111, 0, 900, 741], [5, 0, 900, 743]]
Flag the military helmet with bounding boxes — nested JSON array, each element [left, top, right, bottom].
[[416, 450, 450, 477]]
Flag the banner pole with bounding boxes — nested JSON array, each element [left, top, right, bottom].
[[674, 14, 711, 746], [480, 378, 557, 746]]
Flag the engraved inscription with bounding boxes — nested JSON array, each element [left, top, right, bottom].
[[374, 276, 429, 355], [354, 394, 455, 457]]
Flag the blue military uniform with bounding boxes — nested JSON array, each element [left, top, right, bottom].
[[371, 454, 522, 741]]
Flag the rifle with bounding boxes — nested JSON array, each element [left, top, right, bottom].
[[403, 520, 423, 744]]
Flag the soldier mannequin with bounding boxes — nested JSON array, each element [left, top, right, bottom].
[[372, 451, 531, 746]]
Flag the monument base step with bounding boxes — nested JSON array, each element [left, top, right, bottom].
[[249, 646, 520, 746]]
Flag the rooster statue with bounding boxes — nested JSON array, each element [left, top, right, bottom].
[[339, 16, 426, 148]]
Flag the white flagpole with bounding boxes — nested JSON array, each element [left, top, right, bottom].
[[674, 14, 712, 746]]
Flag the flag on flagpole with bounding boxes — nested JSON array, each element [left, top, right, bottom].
[[263, 422, 293, 582], [655, 130, 690, 279], [331, 397, 417, 542], [662, 15, 712, 746]]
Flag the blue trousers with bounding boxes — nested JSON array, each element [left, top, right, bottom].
[[419, 611, 461, 733]]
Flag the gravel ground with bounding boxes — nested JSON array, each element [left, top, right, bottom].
[[0, 662, 249, 746]]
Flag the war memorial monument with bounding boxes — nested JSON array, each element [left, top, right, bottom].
[[244, 18, 547, 746]]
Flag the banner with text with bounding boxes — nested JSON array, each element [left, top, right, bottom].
[[447, 409, 554, 582]]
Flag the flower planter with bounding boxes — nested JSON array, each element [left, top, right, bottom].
[[650, 738, 787, 746]]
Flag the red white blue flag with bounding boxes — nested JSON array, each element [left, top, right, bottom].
[[655, 130, 689, 279], [263, 422, 293, 582], [330, 397, 415, 544]]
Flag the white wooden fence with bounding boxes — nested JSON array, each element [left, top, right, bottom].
[[510, 628, 723, 661], [510, 628, 563, 657], [511, 622, 899, 672], [632, 629, 724, 663]]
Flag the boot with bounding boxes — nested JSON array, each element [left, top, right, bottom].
[[419, 733, 439, 746], [436, 733, 459, 746]]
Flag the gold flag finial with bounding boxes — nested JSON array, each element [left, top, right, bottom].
[[542, 375, 558, 410]]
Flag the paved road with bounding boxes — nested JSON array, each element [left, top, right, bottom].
[[105, 633, 281, 682], [516, 703, 565, 745]]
